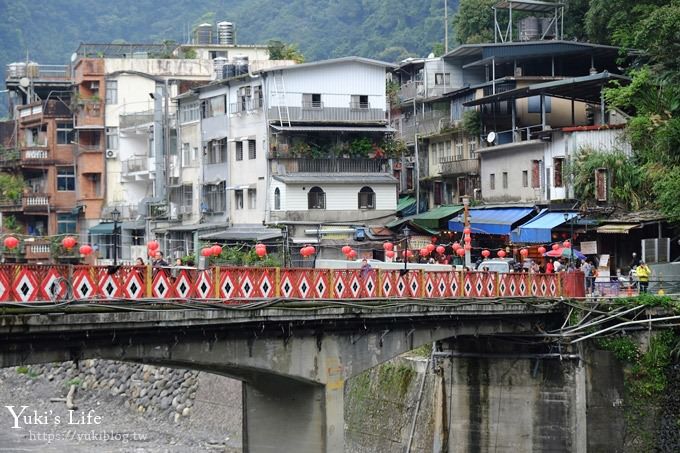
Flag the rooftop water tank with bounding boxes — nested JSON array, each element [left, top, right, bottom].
[[233, 55, 249, 76], [217, 21, 234, 45], [519, 17, 540, 41], [213, 57, 228, 79], [193, 23, 213, 45]]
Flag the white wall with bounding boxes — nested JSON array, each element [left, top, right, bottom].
[[265, 62, 387, 110], [272, 181, 396, 212], [105, 58, 213, 80]]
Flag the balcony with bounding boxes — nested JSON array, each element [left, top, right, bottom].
[[268, 106, 386, 123], [121, 157, 152, 181], [120, 111, 154, 130], [272, 158, 389, 174], [24, 239, 51, 261], [398, 80, 424, 102], [6, 63, 69, 81], [439, 158, 480, 176], [0, 193, 50, 212], [76, 99, 103, 128], [398, 110, 453, 143], [20, 147, 51, 166]]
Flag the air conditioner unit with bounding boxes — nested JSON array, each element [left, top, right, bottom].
[[105, 149, 118, 159]]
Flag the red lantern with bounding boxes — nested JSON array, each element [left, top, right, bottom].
[[456, 248, 465, 257], [79, 244, 93, 256], [405, 250, 413, 258], [538, 246, 547, 255], [452, 242, 461, 250], [497, 250, 507, 258], [385, 250, 395, 259], [147, 240, 159, 251], [348, 249, 356, 259], [520, 248, 529, 257], [420, 248, 429, 256], [426, 243, 435, 252], [200, 248, 212, 257], [436, 245, 445, 255], [3, 236, 18, 249], [464, 235, 472, 244], [342, 245, 352, 255], [211, 245, 222, 256], [431, 236, 438, 243], [464, 243, 472, 251], [481, 249, 490, 258], [383, 242, 394, 251], [563, 240, 571, 248], [463, 227, 471, 235], [62, 236, 77, 250], [256, 247, 267, 257], [552, 243, 560, 251]]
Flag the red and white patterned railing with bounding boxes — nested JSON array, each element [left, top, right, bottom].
[[0, 265, 584, 303]]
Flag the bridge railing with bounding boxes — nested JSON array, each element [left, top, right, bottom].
[[0, 264, 582, 302]]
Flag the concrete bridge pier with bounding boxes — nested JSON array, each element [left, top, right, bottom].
[[242, 375, 344, 453]]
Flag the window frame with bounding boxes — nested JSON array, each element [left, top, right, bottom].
[[105, 80, 118, 105], [235, 141, 243, 161], [56, 166, 75, 192], [308, 186, 326, 209], [358, 186, 376, 210], [489, 173, 496, 191], [274, 187, 281, 210], [56, 121, 74, 145]]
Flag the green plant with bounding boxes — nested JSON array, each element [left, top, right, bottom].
[[182, 48, 197, 59], [380, 137, 408, 158], [462, 109, 481, 138], [598, 336, 640, 362], [0, 173, 24, 203], [290, 142, 311, 158], [349, 137, 373, 157]]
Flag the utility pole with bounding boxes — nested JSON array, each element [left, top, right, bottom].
[[444, 0, 448, 54]]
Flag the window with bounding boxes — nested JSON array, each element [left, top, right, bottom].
[[202, 95, 226, 118], [182, 143, 192, 167], [203, 182, 226, 213], [274, 187, 281, 210], [502, 172, 508, 189], [528, 96, 552, 113], [531, 160, 541, 188], [239, 86, 252, 111], [595, 168, 608, 201], [553, 158, 564, 188], [248, 189, 257, 209], [468, 140, 477, 159], [57, 213, 77, 234], [182, 184, 193, 213], [252, 85, 263, 109], [303, 93, 322, 109], [308, 186, 325, 209], [434, 73, 451, 86], [522, 170, 528, 188], [358, 186, 375, 209], [85, 173, 102, 197], [207, 139, 228, 164], [433, 182, 442, 206], [106, 127, 118, 150], [248, 140, 256, 159], [105, 80, 117, 104], [489, 173, 495, 190], [234, 189, 244, 210], [455, 143, 463, 160], [235, 141, 243, 161], [350, 95, 369, 109], [57, 166, 75, 191], [180, 101, 200, 123], [56, 121, 74, 145]]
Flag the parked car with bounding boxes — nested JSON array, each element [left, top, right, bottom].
[[476, 259, 515, 274]]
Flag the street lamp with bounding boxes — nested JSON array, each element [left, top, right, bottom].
[[462, 196, 471, 268], [111, 207, 121, 266], [401, 225, 411, 276]]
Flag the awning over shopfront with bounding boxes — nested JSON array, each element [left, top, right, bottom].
[[412, 205, 464, 230], [596, 223, 641, 234], [88, 222, 115, 235], [396, 196, 416, 216], [199, 227, 283, 242], [448, 207, 535, 235], [511, 211, 579, 243]]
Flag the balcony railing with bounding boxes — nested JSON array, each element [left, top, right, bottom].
[[23, 193, 50, 210], [6, 64, 70, 80], [397, 80, 424, 102], [122, 157, 149, 173], [272, 158, 389, 174], [268, 106, 386, 123], [439, 158, 480, 176], [398, 110, 452, 142], [25, 240, 51, 261]]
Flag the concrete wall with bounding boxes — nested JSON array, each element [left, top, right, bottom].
[[271, 180, 396, 212], [479, 141, 544, 202], [104, 58, 213, 80]]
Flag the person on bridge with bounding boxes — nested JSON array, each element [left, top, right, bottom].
[[152, 251, 168, 268], [360, 259, 372, 279], [636, 261, 651, 293]]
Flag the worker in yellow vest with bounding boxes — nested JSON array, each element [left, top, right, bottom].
[[636, 261, 651, 293]]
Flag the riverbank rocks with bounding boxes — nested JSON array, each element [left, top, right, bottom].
[[8, 360, 200, 424]]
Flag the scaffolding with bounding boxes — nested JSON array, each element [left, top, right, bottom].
[[493, 0, 565, 43]]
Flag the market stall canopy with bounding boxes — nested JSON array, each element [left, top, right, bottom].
[[449, 207, 536, 235], [511, 210, 579, 243]]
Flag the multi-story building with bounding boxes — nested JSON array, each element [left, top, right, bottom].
[[172, 57, 397, 263]]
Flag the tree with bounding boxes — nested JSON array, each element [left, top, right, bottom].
[[452, 0, 495, 44], [267, 40, 305, 63]]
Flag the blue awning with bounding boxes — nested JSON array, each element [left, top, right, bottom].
[[510, 210, 579, 243], [448, 207, 535, 235], [89, 222, 115, 235]]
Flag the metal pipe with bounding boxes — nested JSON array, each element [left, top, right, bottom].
[[571, 314, 680, 344], [406, 351, 431, 453], [433, 351, 581, 360]]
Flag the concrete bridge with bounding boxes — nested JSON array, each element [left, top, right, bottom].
[[0, 299, 565, 452]]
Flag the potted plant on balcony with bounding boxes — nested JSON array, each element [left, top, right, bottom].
[[380, 137, 408, 159], [349, 137, 373, 158]]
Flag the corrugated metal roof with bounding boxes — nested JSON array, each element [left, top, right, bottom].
[[200, 227, 282, 241], [494, 0, 565, 13], [412, 205, 464, 230], [259, 56, 397, 73], [596, 223, 641, 234], [272, 174, 397, 184], [510, 210, 578, 243], [449, 208, 536, 235], [396, 196, 416, 213]]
